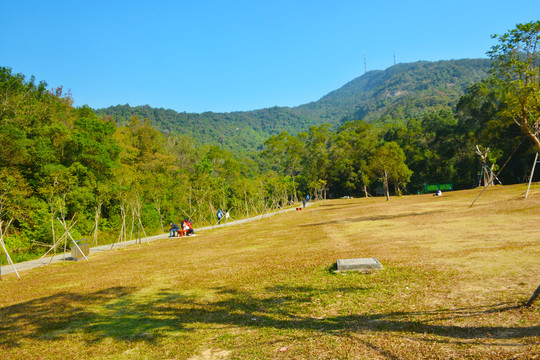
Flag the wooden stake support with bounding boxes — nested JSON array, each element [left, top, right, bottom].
[[0, 219, 21, 280], [111, 203, 127, 249], [132, 199, 149, 245], [525, 152, 539, 199], [57, 217, 89, 261], [41, 216, 77, 263]]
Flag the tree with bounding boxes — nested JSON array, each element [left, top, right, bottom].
[[489, 22, 540, 306], [369, 142, 412, 200], [488, 20, 540, 153], [0, 168, 32, 222], [301, 125, 332, 198], [330, 121, 376, 197], [262, 131, 305, 201]]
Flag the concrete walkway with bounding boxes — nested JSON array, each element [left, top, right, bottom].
[[1, 203, 309, 277]]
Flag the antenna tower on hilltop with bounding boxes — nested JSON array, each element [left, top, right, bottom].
[[364, 52, 367, 74], [394, 52, 396, 65]]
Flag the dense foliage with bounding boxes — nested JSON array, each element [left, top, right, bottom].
[[96, 59, 493, 154], [2, 33, 540, 262], [488, 20, 540, 153], [0, 67, 296, 262]]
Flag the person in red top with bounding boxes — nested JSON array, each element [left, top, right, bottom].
[[182, 218, 194, 236]]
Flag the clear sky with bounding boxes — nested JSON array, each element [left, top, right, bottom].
[[2, 1, 539, 113]]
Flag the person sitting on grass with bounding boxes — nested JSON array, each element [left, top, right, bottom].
[[169, 222, 180, 237]]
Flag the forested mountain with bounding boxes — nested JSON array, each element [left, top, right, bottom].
[[307, 59, 492, 123], [4, 21, 540, 263], [95, 59, 492, 153]]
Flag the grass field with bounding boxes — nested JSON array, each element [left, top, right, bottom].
[[1, 184, 539, 359]]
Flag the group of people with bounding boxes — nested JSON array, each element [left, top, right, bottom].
[[170, 197, 315, 237], [216, 209, 230, 224], [169, 207, 231, 238], [171, 199, 313, 237], [169, 219, 194, 237]]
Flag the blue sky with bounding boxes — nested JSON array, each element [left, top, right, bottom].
[[2, 1, 539, 113]]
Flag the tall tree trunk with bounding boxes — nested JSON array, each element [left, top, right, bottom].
[[292, 175, 298, 203], [93, 203, 101, 246], [50, 211, 56, 256], [119, 203, 127, 244], [384, 170, 390, 201], [520, 120, 540, 154], [244, 187, 249, 218], [59, 195, 68, 257], [129, 204, 135, 242], [188, 187, 193, 223], [156, 205, 164, 233]]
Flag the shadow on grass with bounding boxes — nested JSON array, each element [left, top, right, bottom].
[[0, 284, 537, 348], [300, 210, 443, 227], [174, 289, 538, 343], [0, 286, 136, 347], [314, 203, 364, 212]]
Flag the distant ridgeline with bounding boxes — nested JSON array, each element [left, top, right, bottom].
[[95, 59, 492, 154]]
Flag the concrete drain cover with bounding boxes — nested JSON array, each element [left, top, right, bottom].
[[336, 258, 382, 272]]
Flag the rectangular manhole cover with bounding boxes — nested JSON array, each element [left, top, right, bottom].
[[336, 258, 382, 272]]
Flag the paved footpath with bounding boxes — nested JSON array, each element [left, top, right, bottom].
[[1, 203, 309, 277]]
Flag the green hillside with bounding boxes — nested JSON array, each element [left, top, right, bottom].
[[95, 59, 492, 153], [310, 59, 492, 123]]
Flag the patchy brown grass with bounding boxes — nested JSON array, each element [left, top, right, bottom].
[[1, 183, 539, 359]]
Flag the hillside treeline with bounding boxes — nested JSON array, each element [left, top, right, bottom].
[[0, 67, 289, 261], [262, 79, 537, 200], [1, 60, 538, 262], [96, 59, 493, 154]]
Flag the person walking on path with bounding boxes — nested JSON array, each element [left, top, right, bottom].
[[217, 209, 223, 224]]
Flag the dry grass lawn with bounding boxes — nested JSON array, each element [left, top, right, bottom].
[[0, 184, 539, 359]]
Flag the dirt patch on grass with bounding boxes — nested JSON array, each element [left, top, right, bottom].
[[188, 349, 231, 360]]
